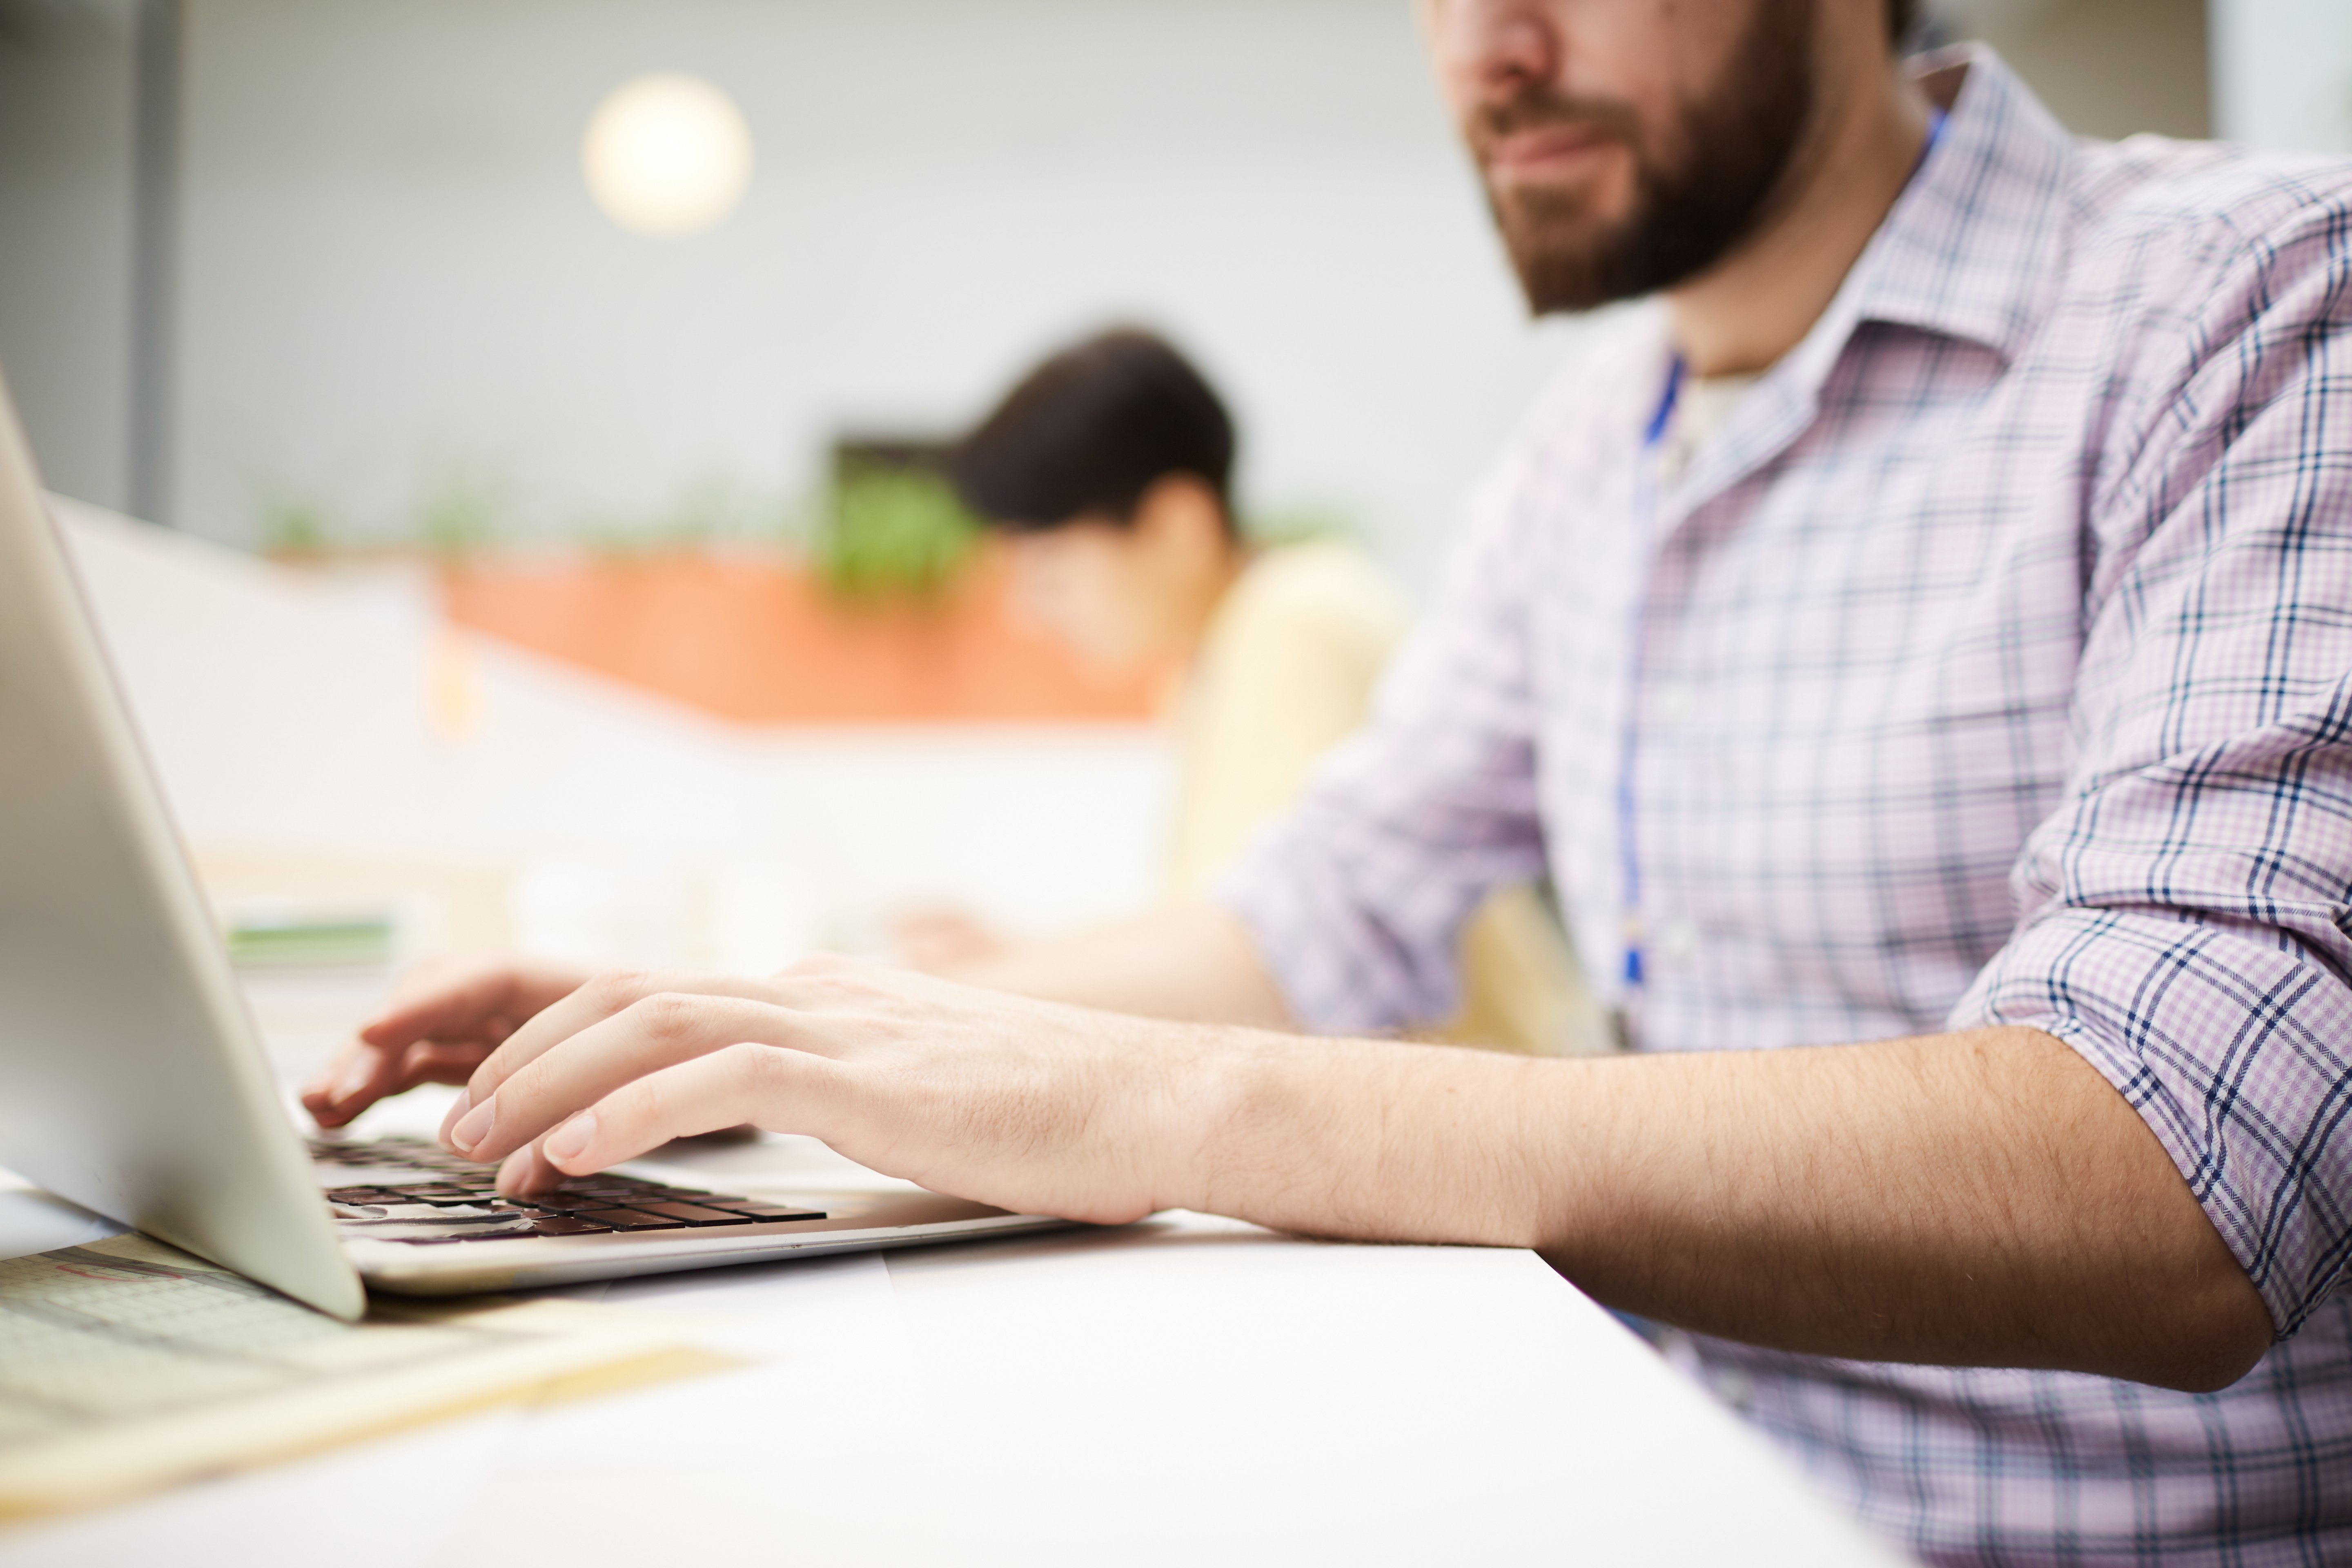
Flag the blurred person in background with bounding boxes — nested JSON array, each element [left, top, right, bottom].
[[899, 326, 1593, 1058]]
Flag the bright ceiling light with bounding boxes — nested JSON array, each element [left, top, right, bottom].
[[581, 73, 753, 237]]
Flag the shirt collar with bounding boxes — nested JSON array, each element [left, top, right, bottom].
[[1668, 47, 2076, 511], [1833, 43, 2078, 365]]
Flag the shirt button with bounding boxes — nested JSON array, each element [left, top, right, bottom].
[[1659, 920, 1699, 964], [1653, 684, 1692, 726]]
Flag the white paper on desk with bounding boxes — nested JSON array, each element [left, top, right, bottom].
[[519, 1252, 935, 1463]]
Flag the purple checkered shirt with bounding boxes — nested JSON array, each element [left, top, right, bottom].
[[1220, 47, 2352, 1568]]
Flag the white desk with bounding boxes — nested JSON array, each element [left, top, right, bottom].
[[0, 1134, 1901, 1567]]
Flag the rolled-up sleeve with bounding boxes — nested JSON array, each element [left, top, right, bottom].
[[1955, 200, 2352, 1336], [1215, 448, 1553, 1035]]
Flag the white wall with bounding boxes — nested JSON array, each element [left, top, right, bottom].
[[171, 0, 1583, 582], [2209, 0, 2352, 152], [0, 0, 138, 512]]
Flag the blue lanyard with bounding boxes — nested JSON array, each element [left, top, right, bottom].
[[1616, 353, 1684, 991], [1614, 107, 1946, 995]]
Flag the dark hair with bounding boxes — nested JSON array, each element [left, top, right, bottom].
[[949, 328, 1236, 535]]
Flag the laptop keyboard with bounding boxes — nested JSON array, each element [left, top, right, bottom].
[[310, 1136, 826, 1245]]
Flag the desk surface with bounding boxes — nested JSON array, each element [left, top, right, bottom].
[[0, 1123, 1900, 1568]]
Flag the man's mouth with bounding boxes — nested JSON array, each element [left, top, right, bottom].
[[1481, 123, 1619, 184]]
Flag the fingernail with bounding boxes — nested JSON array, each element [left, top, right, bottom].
[[437, 1086, 471, 1143], [448, 1096, 495, 1156], [494, 1148, 543, 1199], [543, 1113, 597, 1166], [330, 1058, 374, 1105]]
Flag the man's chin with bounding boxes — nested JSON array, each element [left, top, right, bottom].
[[1488, 178, 1642, 286], [1494, 223, 1647, 315]]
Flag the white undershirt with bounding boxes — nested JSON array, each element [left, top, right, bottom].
[[1655, 372, 1761, 490]]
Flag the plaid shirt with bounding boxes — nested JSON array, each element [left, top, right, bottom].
[[1221, 47, 2352, 1567]]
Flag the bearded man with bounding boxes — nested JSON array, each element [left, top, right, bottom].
[[312, 3, 2352, 1561]]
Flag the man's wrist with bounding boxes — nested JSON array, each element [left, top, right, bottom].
[[1143, 1029, 1317, 1222], [1147, 1024, 1265, 1218], [1125, 1011, 1602, 1251]]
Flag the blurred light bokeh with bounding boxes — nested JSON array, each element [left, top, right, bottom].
[[580, 71, 755, 238]]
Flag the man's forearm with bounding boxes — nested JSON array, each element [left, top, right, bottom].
[[1187, 1025, 2272, 1392], [374, 953, 2271, 1394], [944, 899, 1296, 1029]]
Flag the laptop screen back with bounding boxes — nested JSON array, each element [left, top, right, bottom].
[[0, 369, 361, 1319]]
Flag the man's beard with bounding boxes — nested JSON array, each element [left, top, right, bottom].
[[1475, 0, 1820, 314]]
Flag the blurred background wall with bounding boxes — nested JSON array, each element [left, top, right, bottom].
[[11, 0, 2339, 581], [1938, 0, 2212, 139], [0, 0, 139, 517], [2210, 0, 2352, 156], [5, 0, 1575, 580]]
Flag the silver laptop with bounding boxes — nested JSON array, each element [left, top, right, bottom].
[[0, 368, 1071, 1319]]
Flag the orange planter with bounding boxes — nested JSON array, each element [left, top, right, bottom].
[[439, 546, 1163, 725]]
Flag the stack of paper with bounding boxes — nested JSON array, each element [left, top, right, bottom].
[[0, 1232, 711, 1521]]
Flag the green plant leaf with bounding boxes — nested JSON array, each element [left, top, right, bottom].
[[818, 467, 980, 599]]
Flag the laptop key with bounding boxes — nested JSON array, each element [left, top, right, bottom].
[[570, 1208, 692, 1230], [626, 1202, 759, 1226], [722, 1205, 829, 1222], [528, 1215, 616, 1236]]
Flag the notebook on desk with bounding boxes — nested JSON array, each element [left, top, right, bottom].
[[0, 363, 1072, 1319]]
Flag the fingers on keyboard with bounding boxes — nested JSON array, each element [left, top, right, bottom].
[[315, 1137, 824, 1243]]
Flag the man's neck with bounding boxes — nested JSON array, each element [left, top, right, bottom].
[[1666, 56, 1937, 379]]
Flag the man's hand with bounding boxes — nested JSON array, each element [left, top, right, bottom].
[[433, 956, 1245, 1221], [301, 958, 590, 1129]]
